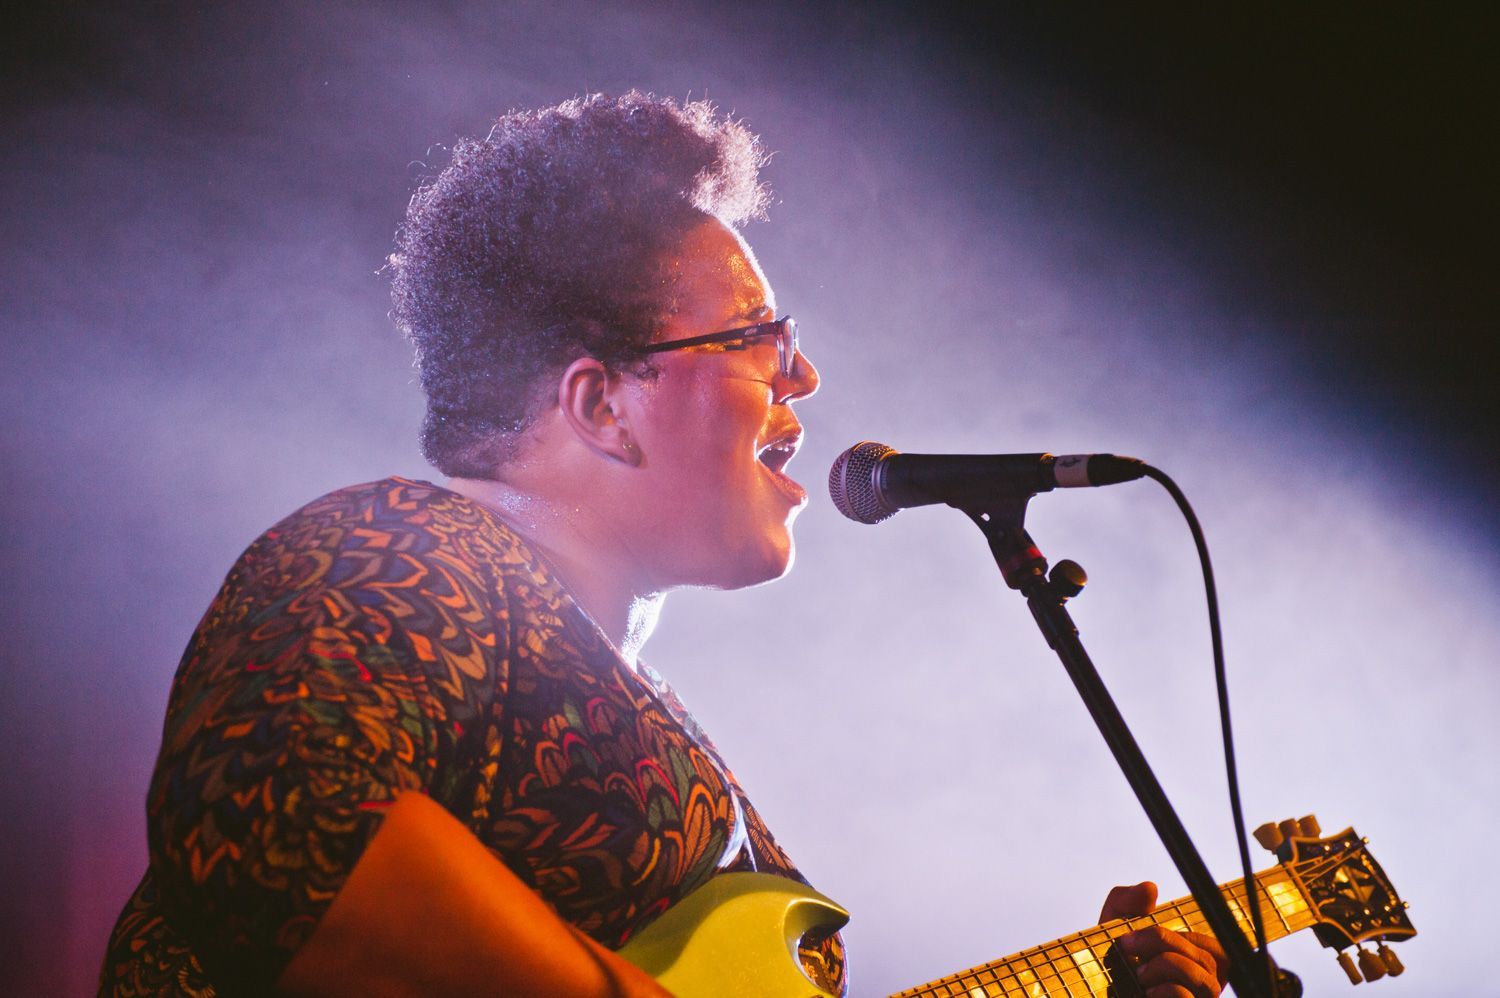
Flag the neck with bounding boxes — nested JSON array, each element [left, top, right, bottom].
[[895, 865, 1314, 998], [446, 476, 665, 665]]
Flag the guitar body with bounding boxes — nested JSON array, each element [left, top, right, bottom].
[[616, 872, 850, 997]]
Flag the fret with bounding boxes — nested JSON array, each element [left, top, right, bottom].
[[1003, 965, 1029, 998], [962, 967, 993, 998], [1046, 941, 1087, 997], [905, 865, 1321, 998], [1015, 948, 1042, 997], [1050, 945, 1085, 997], [1168, 897, 1206, 933], [976, 964, 1015, 998], [1222, 883, 1254, 937], [1153, 899, 1191, 934], [1038, 942, 1074, 996], [1080, 929, 1118, 995], [971, 969, 1010, 998], [1067, 940, 1110, 997], [1019, 945, 1054, 997], [911, 962, 1006, 997], [1257, 878, 1293, 934], [1236, 877, 1277, 940], [1264, 877, 1307, 928]]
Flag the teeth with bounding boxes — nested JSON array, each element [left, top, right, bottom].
[[758, 441, 795, 468]]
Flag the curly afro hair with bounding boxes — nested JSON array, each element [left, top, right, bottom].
[[388, 91, 771, 478]]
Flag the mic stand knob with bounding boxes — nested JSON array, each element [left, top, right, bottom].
[[1047, 559, 1087, 600]]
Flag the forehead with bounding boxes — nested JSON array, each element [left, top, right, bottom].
[[662, 217, 775, 333]]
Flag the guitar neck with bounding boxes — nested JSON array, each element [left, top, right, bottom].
[[892, 866, 1318, 998]]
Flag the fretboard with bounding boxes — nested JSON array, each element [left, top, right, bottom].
[[890, 866, 1317, 998]]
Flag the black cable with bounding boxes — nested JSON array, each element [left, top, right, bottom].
[[1141, 463, 1275, 995]]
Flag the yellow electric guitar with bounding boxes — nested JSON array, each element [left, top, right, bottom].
[[618, 815, 1416, 996]]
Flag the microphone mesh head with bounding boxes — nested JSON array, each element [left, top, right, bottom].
[[828, 441, 898, 524]]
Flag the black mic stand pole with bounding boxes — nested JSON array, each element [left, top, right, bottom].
[[962, 493, 1273, 998]]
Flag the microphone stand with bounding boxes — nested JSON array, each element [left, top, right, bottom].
[[961, 492, 1273, 998]]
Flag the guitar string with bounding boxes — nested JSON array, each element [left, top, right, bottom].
[[903, 850, 1392, 998], [912, 858, 1326, 990], [913, 844, 1396, 996], [905, 865, 1321, 997]]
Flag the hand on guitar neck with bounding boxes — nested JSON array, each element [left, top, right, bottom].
[[1101, 881, 1229, 998]]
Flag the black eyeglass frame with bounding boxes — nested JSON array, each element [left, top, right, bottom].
[[639, 316, 799, 377]]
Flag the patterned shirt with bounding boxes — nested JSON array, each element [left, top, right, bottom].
[[100, 477, 844, 995]]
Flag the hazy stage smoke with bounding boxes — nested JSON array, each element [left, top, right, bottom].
[[2, 3, 1491, 993]]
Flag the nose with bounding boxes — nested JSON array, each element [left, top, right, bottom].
[[777, 348, 820, 404]]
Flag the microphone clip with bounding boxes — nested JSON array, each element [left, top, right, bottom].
[[957, 497, 1087, 607], [956, 496, 1049, 594]]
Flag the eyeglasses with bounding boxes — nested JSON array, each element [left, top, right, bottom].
[[640, 315, 799, 378]]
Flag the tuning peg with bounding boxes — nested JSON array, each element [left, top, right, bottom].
[[1298, 814, 1321, 837], [1336, 951, 1362, 985], [1254, 822, 1285, 852], [1357, 947, 1388, 982], [1278, 818, 1303, 842], [1377, 944, 1405, 976]]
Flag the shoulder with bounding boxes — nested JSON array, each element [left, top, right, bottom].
[[175, 477, 540, 712], [159, 477, 539, 775], [230, 477, 538, 605], [263, 476, 508, 560]]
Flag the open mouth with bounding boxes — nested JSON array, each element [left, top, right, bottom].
[[757, 431, 807, 503], [757, 439, 798, 474]]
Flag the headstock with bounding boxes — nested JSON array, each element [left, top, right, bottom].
[[1255, 814, 1416, 985]]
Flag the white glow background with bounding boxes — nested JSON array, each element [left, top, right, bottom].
[[2, 4, 1495, 995]]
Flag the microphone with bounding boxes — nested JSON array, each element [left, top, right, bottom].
[[828, 441, 1146, 524]]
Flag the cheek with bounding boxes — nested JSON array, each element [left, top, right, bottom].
[[648, 375, 767, 472]]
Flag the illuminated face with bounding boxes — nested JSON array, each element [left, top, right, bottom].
[[625, 217, 820, 591]]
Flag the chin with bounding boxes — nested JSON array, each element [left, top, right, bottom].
[[748, 544, 797, 588], [707, 533, 796, 591]]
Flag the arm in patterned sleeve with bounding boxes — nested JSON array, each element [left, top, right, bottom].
[[144, 483, 505, 992]]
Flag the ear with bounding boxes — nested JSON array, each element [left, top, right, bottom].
[[555, 357, 640, 466]]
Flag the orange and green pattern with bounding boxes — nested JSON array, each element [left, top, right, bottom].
[[100, 478, 843, 996]]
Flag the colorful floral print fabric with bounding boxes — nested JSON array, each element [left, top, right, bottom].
[[100, 478, 844, 995]]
